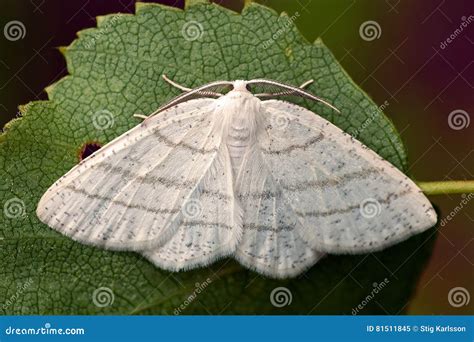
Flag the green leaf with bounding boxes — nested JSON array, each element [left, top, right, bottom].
[[0, 1, 436, 314]]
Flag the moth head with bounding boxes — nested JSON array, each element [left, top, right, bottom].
[[232, 80, 250, 92]]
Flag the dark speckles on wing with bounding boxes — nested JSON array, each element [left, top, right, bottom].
[[237, 168, 384, 201], [261, 132, 324, 154], [243, 223, 295, 232], [63, 185, 181, 215], [281, 167, 381, 191], [182, 220, 233, 230], [296, 189, 412, 218], [93, 163, 232, 200], [152, 128, 218, 154]]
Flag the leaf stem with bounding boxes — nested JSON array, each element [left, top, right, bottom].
[[417, 180, 474, 195]]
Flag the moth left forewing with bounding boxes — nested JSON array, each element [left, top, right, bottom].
[[253, 100, 437, 254], [36, 99, 239, 252]]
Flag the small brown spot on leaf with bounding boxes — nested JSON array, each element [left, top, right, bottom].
[[79, 142, 102, 161]]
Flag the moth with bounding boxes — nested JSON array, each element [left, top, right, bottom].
[[37, 76, 437, 278]]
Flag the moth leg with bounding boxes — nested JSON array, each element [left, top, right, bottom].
[[255, 79, 315, 98], [162, 74, 193, 92], [133, 114, 149, 120], [299, 79, 314, 89]]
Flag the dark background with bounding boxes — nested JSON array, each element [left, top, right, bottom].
[[0, 0, 473, 314]]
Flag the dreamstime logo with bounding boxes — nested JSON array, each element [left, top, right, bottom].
[[270, 287, 292, 307], [92, 109, 115, 130], [181, 21, 204, 41], [448, 287, 470, 308], [3, 197, 26, 219], [352, 278, 390, 315], [182, 199, 203, 219], [359, 21, 382, 41], [3, 20, 26, 41], [349, 100, 389, 138], [174, 278, 212, 315], [4, 322, 85, 336], [262, 12, 300, 49], [448, 109, 470, 130], [1, 278, 34, 310], [440, 15, 474, 50], [271, 113, 290, 130], [92, 287, 115, 307], [440, 193, 474, 227], [359, 198, 381, 218], [16, 103, 31, 119], [84, 14, 121, 49]]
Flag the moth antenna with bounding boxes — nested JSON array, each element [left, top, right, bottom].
[[254, 79, 314, 97], [251, 79, 340, 113], [161, 74, 227, 107], [152, 80, 233, 115]]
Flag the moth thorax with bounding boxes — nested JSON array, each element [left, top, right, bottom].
[[227, 94, 259, 134], [223, 95, 260, 177]]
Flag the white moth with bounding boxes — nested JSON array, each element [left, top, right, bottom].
[[37, 76, 437, 279]]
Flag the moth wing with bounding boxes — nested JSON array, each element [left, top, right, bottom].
[[250, 99, 436, 255], [142, 144, 241, 271], [37, 99, 240, 252], [235, 146, 325, 279]]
